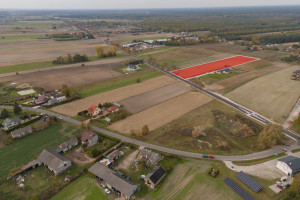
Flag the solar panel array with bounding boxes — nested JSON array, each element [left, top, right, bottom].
[[236, 171, 263, 193], [224, 177, 254, 200]]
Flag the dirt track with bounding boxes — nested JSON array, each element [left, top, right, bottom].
[[0, 62, 123, 89], [51, 76, 177, 116], [108, 92, 212, 134], [120, 82, 192, 113]]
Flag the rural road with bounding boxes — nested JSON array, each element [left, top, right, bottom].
[[0, 56, 130, 78], [118, 48, 300, 145], [1, 105, 299, 161]]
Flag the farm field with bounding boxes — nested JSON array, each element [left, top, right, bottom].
[[51, 175, 109, 200], [0, 123, 81, 179], [51, 75, 175, 116], [0, 62, 124, 89], [108, 92, 212, 134], [226, 65, 300, 122], [143, 100, 266, 155], [172, 55, 258, 79], [120, 82, 192, 113], [139, 45, 234, 70]]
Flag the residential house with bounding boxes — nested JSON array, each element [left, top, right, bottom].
[[11, 126, 32, 139], [2, 117, 21, 130], [37, 149, 72, 175], [33, 94, 48, 105], [106, 150, 124, 161], [57, 138, 78, 153], [81, 131, 98, 148], [138, 148, 161, 166], [144, 166, 166, 188], [89, 162, 138, 199], [277, 156, 300, 177], [87, 104, 101, 117], [107, 105, 119, 113], [127, 64, 139, 71]]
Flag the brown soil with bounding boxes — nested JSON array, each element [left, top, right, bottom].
[[0, 62, 123, 90], [51, 76, 177, 116], [120, 82, 192, 113], [108, 92, 213, 134], [65, 149, 96, 166]]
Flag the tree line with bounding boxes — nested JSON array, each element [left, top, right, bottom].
[[52, 54, 88, 65], [95, 45, 117, 58]]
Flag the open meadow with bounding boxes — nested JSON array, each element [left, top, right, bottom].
[[226, 65, 300, 122]]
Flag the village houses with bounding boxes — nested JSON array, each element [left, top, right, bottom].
[[81, 131, 98, 148]]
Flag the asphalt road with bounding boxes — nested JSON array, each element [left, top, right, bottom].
[[119, 48, 300, 145], [1, 105, 299, 161]]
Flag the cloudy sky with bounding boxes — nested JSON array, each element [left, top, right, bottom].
[[2, 0, 300, 9]]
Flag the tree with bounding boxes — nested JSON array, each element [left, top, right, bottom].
[[105, 45, 117, 57], [141, 125, 149, 136], [95, 46, 105, 58], [13, 103, 22, 114], [136, 78, 141, 83], [258, 124, 286, 149], [0, 109, 9, 119]]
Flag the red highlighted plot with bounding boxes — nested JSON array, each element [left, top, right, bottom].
[[172, 56, 258, 79]]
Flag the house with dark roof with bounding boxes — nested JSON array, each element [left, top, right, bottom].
[[11, 126, 32, 138], [57, 138, 78, 153], [89, 162, 138, 199], [138, 148, 161, 166], [127, 64, 139, 71], [33, 94, 48, 105], [277, 156, 300, 177], [2, 117, 21, 130], [144, 166, 166, 188], [37, 149, 72, 175], [81, 131, 98, 148]]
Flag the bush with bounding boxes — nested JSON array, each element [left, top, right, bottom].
[[258, 124, 286, 149]]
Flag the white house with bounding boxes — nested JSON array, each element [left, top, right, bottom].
[[276, 156, 300, 177]]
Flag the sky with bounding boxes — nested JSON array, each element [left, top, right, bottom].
[[2, 0, 300, 10]]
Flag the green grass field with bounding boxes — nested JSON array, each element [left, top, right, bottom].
[[0, 123, 81, 179], [226, 66, 300, 122], [75, 70, 163, 97], [0, 35, 51, 43], [52, 175, 109, 200]]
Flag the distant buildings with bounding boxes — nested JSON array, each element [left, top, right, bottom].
[[2, 117, 21, 130], [291, 70, 300, 80]]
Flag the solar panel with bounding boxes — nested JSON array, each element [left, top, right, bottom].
[[236, 171, 263, 193], [224, 177, 254, 200]]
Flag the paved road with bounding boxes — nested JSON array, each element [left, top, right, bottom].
[[1, 105, 299, 161], [119, 48, 300, 145]]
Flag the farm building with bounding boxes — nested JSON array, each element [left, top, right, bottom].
[[89, 162, 138, 199], [33, 94, 48, 105], [87, 104, 101, 116], [277, 156, 300, 177], [37, 149, 72, 175], [107, 105, 120, 113], [127, 64, 139, 71], [56, 138, 78, 153], [106, 150, 124, 161], [138, 148, 161, 166], [11, 126, 32, 138], [81, 131, 98, 148], [291, 70, 300, 80], [144, 166, 166, 188]]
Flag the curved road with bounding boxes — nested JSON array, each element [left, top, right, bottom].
[[1, 105, 299, 161]]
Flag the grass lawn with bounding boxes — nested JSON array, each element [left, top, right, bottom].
[[52, 175, 109, 200], [0, 53, 125, 74], [142, 100, 265, 156], [0, 123, 81, 179], [75, 69, 163, 98], [232, 152, 286, 166]]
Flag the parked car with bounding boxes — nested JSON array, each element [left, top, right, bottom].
[[281, 177, 287, 182], [203, 154, 215, 158], [277, 184, 283, 190], [104, 189, 111, 194], [230, 166, 236, 171]]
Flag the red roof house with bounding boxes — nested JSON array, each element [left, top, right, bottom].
[[87, 104, 101, 116], [107, 105, 120, 113]]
